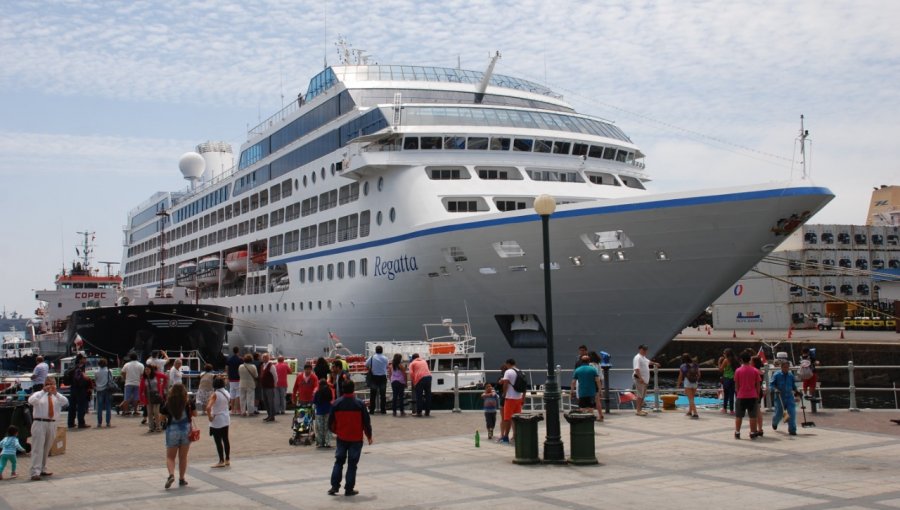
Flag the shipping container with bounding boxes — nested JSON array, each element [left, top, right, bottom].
[[712, 303, 791, 330], [714, 278, 791, 305]]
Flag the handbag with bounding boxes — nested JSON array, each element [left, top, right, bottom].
[[189, 417, 201, 442]]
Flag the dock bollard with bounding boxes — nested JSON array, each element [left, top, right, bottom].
[[564, 412, 598, 465], [512, 413, 543, 465], [848, 361, 859, 412]]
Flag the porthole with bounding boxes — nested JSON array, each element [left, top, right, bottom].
[[294, 179, 299, 190], [321, 167, 325, 179], [308, 301, 312, 310], [318, 300, 322, 310], [363, 181, 369, 196], [376, 211, 383, 225], [303, 175, 308, 187], [377, 176, 384, 191], [311, 172, 316, 184], [330, 163, 336, 176], [389, 207, 396, 223], [327, 300, 332, 310], [300, 302, 304, 311], [291, 302, 295, 311]]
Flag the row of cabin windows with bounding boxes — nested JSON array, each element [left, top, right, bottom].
[[805, 232, 898, 246], [234, 299, 338, 314], [127, 179, 363, 273], [299, 211, 372, 251], [299, 258, 369, 284], [403, 136, 636, 163], [428, 166, 643, 189]]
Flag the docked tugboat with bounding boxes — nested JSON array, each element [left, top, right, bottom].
[[65, 220, 233, 365]]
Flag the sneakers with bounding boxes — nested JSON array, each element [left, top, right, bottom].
[[635, 410, 648, 416], [179, 479, 188, 487], [789, 431, 797, 436], [496, 436, 510, 444], [691, 414, 699, 419], [772, 423, 778, 431]]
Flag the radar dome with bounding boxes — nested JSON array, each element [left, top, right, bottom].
[[179, 152, 206, 181]]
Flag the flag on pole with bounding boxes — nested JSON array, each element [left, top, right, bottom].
[[328, 331, 340, 342], [757, 346, 767, 365]]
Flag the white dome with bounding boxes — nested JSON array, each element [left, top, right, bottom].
[[178, 152, 206, 180]]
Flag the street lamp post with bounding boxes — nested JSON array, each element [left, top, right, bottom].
[[534, 194, 565, 464]]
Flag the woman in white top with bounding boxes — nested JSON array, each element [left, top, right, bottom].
[[205, 377, 231, 468]]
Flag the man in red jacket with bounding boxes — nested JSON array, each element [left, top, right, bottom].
[[327, 380, 373, 496]]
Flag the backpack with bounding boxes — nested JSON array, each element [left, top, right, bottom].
[[511, 368, 528, 393], [685, 363, 701, 383], [62, 366, 76, 386], [798, 359, 814, 381]]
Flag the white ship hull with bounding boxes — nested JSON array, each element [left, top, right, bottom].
[[219, 182, 831, 384]]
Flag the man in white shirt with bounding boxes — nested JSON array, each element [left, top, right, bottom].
[[28, 377, 68, 481], [31, 356, 49, 392], [119, 353, 144, 416], [168, 358, 184, 389], [498, 358, 524, 444], [632, 344, 656, 416]]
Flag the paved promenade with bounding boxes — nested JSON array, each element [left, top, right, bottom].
[[1, 407, 898, 509]]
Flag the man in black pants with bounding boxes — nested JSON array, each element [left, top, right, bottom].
[[365, 345, 389, 414], [328, 380, 373, 496]]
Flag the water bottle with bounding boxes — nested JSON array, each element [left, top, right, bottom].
[[475, 429, 480, 448]]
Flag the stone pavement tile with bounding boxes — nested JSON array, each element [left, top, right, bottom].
[[879, 497, 900, 508], [439, 496, 568, 510]]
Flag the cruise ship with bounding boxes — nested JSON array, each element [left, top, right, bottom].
[[120, 55, 834, 380]]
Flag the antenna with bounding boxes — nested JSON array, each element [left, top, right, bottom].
[[98, 261, 120, 277], [798, 114, 810, 180], [323, 0, 328, 68], [75, 230, 95, 269]]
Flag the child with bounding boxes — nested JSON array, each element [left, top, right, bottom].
[[313, 379, 334, 448], [0, 425, 26, 480], [481, 383, 500, 439]]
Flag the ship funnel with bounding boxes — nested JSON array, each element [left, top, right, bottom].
[[196, 141, 234, 183], [179, 152, 206, 189]]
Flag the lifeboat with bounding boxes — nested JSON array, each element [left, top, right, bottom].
[[225, 250, 248, 273], [196, 256, 221, 285], [176, 261, 198, 288], [251, 250, 267, 265]]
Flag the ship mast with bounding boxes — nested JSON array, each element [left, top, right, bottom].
[[75, 230, 95, 271], [798, 114, 810, 179]]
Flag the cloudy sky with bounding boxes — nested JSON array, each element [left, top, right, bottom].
[[0, 0, 897, 317]]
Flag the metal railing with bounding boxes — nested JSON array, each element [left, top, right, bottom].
[[350, 363, 900, 413]]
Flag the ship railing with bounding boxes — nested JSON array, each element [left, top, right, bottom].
[[248, 99, 302, 137], [353, 364, 900, 413]]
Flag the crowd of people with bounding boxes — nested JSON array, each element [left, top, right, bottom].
[[13, 341, 817, 493]]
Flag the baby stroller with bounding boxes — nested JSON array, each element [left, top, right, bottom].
[[289, 404, 315, 446]]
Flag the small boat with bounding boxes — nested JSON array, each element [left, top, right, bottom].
[[225, 250, 248, 273], [176, 261, 198, 288], [365, 320, 485, 392], [0, 330, 39, 372], [196, 256, 222, 285]]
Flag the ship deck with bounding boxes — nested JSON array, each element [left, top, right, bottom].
[[3, 407, 898, 508]]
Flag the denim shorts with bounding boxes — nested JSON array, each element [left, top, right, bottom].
[[124, 385, 140, 402], [165, 422, 191, 448]]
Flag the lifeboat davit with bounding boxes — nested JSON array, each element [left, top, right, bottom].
[[225, 250, 248, 273], [176, 261, 198, 288], [196, 256, 221, 285]]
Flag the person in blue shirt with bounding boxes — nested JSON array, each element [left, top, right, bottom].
[[0, 425, 27, 479], [571, 355, 603, 420], [365, 345, 389, 414], [769, 360, 800, 436]]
